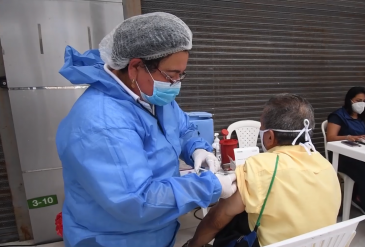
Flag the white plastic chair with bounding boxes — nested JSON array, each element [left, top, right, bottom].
[[202, 121, 261, 218], [265, 215, 365, 247], [322, 120, 355, 221], [227, 120, 261, 148], [322, 120, 329, 160]]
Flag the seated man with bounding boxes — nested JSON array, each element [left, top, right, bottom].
[[186, 94, 341, 247]]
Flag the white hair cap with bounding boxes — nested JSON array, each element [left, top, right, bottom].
[[99, 12, 193, 70]]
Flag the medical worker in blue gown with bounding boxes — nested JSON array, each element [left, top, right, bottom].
[[56, 12, 237, 247]]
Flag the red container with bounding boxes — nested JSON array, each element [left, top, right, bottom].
[[220, 139, 238, 164]]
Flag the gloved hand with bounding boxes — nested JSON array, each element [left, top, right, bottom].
[[215, 173, 237, 199], [192, 149, 220, 174]]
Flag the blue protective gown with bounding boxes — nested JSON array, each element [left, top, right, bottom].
[[56, 46, 222, 247]]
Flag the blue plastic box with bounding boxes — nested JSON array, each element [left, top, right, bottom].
[[187, 112, 214, 145]]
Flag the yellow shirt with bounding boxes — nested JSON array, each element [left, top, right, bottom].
[[236, 145, 341, 246]]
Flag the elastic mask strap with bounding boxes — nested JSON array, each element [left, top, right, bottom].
[[254, 155, 279, 231], [300, 142, 316, 155], [291, 119, 309, 145], [135, 79, 143, 95], [145, 65, 155, 81], [291, 119, 316, 155], [262, 119, 316, 155]]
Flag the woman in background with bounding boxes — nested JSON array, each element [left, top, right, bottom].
[[327, 86, 365, 213]]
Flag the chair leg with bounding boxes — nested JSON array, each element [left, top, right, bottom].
[[345, 232, 356, 247], [342, 176, 355, 221]]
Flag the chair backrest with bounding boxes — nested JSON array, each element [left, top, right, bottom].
[[226, 120, 261, 148], [265, 215, 365, 247], [321, 120, 329, 160]]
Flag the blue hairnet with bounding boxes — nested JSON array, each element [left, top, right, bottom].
[[99, 12, 193, 70]]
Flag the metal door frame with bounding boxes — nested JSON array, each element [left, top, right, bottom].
[[123, 0, 141, 18], [0, 86, 33, 241]]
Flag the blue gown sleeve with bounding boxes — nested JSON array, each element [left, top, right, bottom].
[[174, 102, 213, 166], [63, 127, 221, 225]]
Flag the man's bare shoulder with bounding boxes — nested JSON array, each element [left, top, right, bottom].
[[215, 191, 245, 218]]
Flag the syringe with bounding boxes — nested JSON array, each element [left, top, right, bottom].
[[199, 168, 228, 175]]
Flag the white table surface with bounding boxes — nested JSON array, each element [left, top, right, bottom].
[[327, 141, 365, 172]]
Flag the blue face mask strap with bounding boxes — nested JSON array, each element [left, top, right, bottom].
[[145, 64, 155, 79]]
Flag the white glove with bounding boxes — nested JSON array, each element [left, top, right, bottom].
[[192, 149, 220, 174], [215, 173, 237, 199]]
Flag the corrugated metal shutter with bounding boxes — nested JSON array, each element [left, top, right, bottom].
[[142, 0, 365, 154], [0, 137, 18, 243]]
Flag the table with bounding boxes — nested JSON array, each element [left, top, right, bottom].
[[327, 141, 365, 221], [327, 141, 365, 172]]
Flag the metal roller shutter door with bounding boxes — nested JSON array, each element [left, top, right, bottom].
[[141, 0, 365, 154], [0, 136, 18, 243]]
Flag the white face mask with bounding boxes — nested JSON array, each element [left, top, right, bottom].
[[259, 130, 269, 153], [352, 101, 365, 115], [259, 119, 316, 155]]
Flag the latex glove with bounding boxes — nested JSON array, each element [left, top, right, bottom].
[[192, 149, 220, 174], [215, 173, 237, 199]]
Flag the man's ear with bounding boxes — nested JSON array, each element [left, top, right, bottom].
[[267, 130, 276, 147]]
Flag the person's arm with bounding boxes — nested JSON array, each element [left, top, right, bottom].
[[174, 101, 213, 166], [60, 128, 222, 225], [188, 191, 245, 247], [326, 122, 349, 141], [327, 115, 363, 142]]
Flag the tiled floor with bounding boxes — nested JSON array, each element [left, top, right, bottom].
[[2, 207, 365, 247]]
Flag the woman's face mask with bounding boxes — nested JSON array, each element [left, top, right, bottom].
[[136, 66, 182, 106], [352, 101, 365, 115]]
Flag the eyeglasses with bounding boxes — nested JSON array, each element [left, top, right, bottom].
[[145, 65, 186, 86], [157, 68, 186, 86]]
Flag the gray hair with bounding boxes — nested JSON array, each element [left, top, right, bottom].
[[262, 93, 315, 145]]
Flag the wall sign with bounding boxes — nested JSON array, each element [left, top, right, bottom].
[[27, 195, 58, 209]]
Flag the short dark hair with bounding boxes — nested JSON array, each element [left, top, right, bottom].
[[343, 86, 365, 121], [119, 56, 169, 74], [262, 94, 315, 145]]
